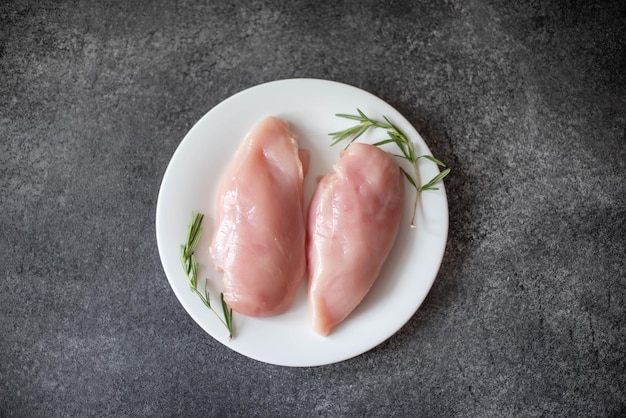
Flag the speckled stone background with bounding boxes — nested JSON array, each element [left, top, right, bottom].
[[1, 0, 625, 416]]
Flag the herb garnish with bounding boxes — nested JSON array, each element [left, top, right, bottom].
[[330, 109, 450, 227], [180, 211, 233, 339]]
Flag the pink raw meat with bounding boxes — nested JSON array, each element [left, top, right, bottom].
[[306, 143, 404, 335], [209, 116, 309, 317]]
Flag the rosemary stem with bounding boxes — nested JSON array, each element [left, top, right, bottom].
[[410, 160, 420, 228], [190, 286, 232, 337]]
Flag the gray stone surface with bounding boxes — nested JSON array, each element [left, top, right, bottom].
[[1, 0, 625, 416]]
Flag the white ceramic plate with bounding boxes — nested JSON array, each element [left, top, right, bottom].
[[156, 79, 448, 367]]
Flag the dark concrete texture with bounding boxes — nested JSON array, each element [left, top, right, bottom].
[[1, 0, 625, 416]]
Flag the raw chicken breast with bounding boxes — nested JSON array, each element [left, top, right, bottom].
[[209, 116, 308, 317], [307, 143, 404, 335]]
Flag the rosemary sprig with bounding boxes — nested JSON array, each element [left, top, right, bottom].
[[180, 211, 233, 339], [330, 109, 450, 227]]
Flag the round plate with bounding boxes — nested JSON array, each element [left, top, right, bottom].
[[156, 79, 448, 367]]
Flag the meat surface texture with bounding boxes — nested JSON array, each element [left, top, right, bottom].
[[306, 143, 404, 335], [209, 116, 307, 317]]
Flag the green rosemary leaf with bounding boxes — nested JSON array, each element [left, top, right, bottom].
[[400, 166, 418, 190], [419, 155, 447, 167], [221, 293, 233, 337], [336, 112, 367, 121], [204, 286, 211, 308], [420, 168, 451, 191], [382, 115, 401, 134], [393, 154, 412, 161], [372, 139, 396, 147], [347, 126, 369, 145]]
